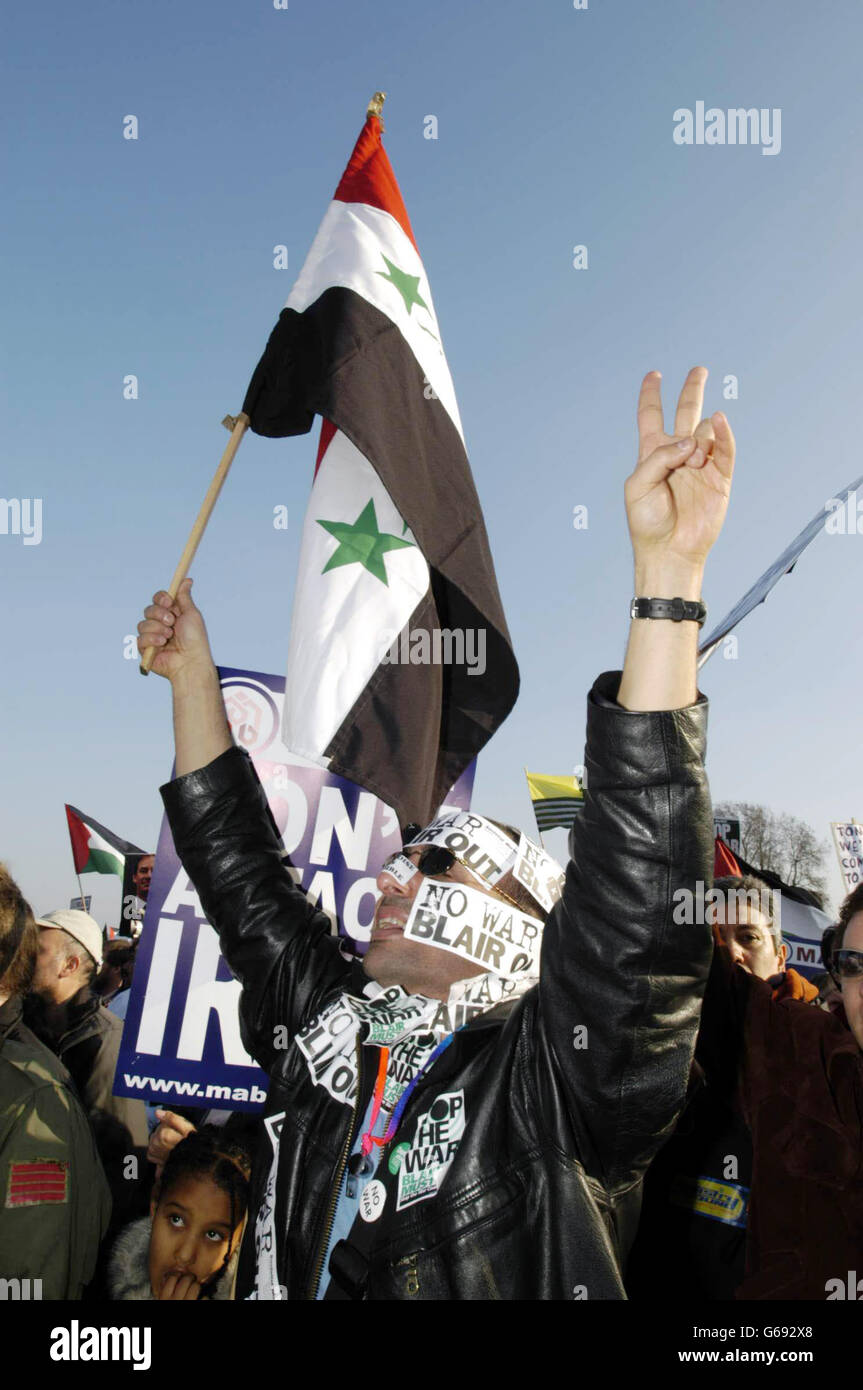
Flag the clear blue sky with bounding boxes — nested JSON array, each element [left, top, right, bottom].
[[3, 0, 862, 926]]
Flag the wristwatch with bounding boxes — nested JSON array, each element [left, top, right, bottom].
[[630, 597, 707, 626]]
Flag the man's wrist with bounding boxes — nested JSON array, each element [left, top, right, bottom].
[[171, 660, 221, 703], [633, 560, 704, 603]]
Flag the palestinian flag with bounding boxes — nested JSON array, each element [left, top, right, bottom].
[[65, 805, 144, 878], [241, 106, 518, 826], [525, 771, 584, 834]]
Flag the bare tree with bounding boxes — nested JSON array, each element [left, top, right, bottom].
[[714, 801, 828, 897]]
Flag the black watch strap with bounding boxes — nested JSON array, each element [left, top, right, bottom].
[[630, 596, 707, 626]]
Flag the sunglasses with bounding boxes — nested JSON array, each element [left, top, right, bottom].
[[388, 846, 524, 913], [831, 949, 863, 982]]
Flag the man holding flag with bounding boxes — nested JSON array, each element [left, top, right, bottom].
[[138, 352, 735, 1297]]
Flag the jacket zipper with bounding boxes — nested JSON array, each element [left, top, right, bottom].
[[307, 1039, 364, 1300]]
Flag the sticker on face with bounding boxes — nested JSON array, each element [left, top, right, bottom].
[[403, 878, 543, 978], [406, 813, 518, 889], [513, 833, 565, 915], [380, 852, 419, 888]]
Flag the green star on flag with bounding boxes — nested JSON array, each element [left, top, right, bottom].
[[317, 499, 414, 585], [376, 255, 429, 316]]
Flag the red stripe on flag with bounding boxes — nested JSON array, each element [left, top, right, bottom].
[[314, 418, 338, 479], [65, 805, 91, 874], [333, 115, 418, 253]]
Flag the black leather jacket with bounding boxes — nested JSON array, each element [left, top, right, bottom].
[[161, 672, 713, 1300]]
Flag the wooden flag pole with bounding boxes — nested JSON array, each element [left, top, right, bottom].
[[75, 872, 88, 911], [139, 411, 251, 674], [524, 765, 546, 849]]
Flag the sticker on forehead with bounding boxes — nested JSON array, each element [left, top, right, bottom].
[[407, 812, 517, 888], [381, 853, 419, 888], [403, 877, 543, 978], [513, 833, 565, 915]]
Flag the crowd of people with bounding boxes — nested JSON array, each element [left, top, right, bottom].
[[3, 368, 862, 1302]]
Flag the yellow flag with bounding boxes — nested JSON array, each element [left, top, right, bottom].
[[525, 771, 584, 833]]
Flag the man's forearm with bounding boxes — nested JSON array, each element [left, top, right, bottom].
[[616, 559, 703, 711], [172, 663, 233, 777]]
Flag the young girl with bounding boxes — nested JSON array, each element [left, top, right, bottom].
[[108, 1125, 251, 1301]]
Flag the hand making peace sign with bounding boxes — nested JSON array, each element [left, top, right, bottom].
[[625, 367, 735, 579]]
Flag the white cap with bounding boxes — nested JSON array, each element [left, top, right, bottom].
[[35, 909, 103, 968]]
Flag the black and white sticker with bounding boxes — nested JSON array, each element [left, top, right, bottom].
[[396, 1090, 466, 1210], [513, 833, 565, 915], [404, 878, 543, 978], [252, 1112, 286, 1300], [380, 852, 419, 887], [407, 812, 517, 888], [359, 1179, 387, 1223]]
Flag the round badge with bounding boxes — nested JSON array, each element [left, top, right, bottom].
[[388, 1142, 411, 1175], [359, 1179, 387, 1223]]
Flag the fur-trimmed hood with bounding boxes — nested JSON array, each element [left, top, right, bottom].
[[107, 1215, 239, 1301]]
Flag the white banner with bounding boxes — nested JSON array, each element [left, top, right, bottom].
[[831, 821, 863, 893]]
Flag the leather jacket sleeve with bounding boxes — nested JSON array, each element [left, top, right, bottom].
[[161, 747, 352, 1072], [537, 670, 714, 1196], [699, 944, 863, 1164]]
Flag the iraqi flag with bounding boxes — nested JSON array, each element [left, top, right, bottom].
[[241, 108, 518, 827], [65, 805, 144, 878]]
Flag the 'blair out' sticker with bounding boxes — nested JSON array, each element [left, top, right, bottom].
[[406, 812, 518, 889]]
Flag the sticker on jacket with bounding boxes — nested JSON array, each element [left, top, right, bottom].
[[252, 1112, 286, 1300], [395, 1090, 465, 1211], [294, 987, 441, 1108], [669, 1174, 750, 1229]]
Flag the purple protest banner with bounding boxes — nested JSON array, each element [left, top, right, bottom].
[[113, 666, 475, 1112]]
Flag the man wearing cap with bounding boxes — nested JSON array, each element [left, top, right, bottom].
[[0, 865, 111, 1298], [141, 368, 734, 1299], [25, 907, 149, 1224]]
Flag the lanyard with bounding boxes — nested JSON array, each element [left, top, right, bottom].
[[359, 1030, 458, 1158]]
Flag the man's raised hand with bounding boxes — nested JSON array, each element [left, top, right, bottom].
[[626, 367, 735, 590], [136, 578, 214, 684]]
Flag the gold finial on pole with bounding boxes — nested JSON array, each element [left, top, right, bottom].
[[367, 91, 386, 124]]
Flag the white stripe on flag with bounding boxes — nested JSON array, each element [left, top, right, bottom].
[[283, 430, 431, 762], [285, 200, 463, 442]]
